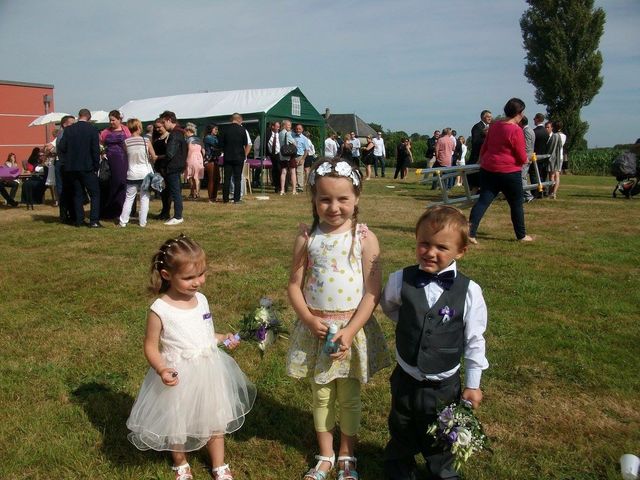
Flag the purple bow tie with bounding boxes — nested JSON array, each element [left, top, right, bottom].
[[415, 269, 455, 290]]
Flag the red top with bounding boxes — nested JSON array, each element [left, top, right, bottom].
[[479, 120, 527, 173]]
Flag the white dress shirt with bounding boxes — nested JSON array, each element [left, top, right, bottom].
[[267, 130, 280, 155], [351, 137, 361, 157], [324, 137, 338, 157], [372, 137, 385, 156], [380, 261, 488, 389]]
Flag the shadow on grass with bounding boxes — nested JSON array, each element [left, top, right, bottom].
[[30, 213, 64, 223], [233, 390, 386, 477], [233, 390, 314, 453], [71, 382, 165, 468]]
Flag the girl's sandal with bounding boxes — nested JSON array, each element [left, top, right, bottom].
[[337, 456, 359, 480], [211, 463, 234, 480], [172, 463, 193, 480], [303, 454, 335, 480]]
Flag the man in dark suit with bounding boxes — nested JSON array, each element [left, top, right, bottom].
[[468, 110, 492, 190], [266, 121, 281, 193], [532, 113, 549, 195], [218, 113, 250, 203], [57, 108, 102, 227]]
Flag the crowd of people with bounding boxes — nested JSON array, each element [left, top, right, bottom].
[[2, 100, 567, 245]]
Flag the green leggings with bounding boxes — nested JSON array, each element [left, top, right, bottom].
[[312, 378, 361, 436]]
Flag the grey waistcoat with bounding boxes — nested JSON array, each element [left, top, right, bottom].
[[396, 265, 470, 375]]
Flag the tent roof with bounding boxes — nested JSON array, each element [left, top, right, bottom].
[[119, 86, 299, 122]]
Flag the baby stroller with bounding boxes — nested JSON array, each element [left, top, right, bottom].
[[612, 151, 639, 198]]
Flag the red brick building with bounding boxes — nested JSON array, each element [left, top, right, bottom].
[[0, 80, 55, 165]]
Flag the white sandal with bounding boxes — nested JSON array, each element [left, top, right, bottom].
[[303, 453, 335, 480], [337, 456, 359, 480], [171, 463, 193, 480], [212, 463, 234, 480]]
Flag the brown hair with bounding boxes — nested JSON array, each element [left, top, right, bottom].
[[415, 205, 470, 248], [149, 235, 207, 294]]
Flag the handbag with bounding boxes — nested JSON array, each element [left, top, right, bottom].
[[141, 137, 165, 192], [98, 157, 111, 182], [281, 132, 297, 157]]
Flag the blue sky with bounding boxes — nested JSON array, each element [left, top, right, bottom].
[[1, 0, 638, 147]]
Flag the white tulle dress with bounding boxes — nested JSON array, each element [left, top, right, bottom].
[[127, 292, 256, 452]]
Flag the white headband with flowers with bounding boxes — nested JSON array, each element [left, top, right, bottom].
[[308, 161, 361, 187]]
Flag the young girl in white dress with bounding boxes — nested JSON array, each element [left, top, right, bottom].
[[127, 235, 255, 480], [287, 158, 390, 480]]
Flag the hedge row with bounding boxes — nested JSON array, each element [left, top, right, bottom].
[[568, 147, 635, 176], [382, 146, 637, 176]]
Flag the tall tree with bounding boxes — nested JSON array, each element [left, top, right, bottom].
[[520, 0, 605, 151]]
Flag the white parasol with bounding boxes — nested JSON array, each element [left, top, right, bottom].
[[28, 112, 71, 127], [90, 110, 110, 123]]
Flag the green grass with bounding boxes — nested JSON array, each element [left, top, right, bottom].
[[1, 173, 639, 479]]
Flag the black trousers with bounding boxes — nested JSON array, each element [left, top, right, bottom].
[[384, 366, 461, 480], [223, 162, 243, 202], [270, 154, 281, 192], [65, 170, 100, 225], [469, 169, 526, 239]]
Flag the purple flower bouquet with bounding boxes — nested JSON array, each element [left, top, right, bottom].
[[239, 298, 287, 353], [426, 401, 490, 471]]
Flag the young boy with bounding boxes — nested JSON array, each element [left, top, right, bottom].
[[380, 205, 488, 480]]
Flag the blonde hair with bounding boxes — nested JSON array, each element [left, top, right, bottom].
[[415, 205, 470, 248], [127, 118, 142, 134], [149, 235, 207, 294], [185, 122, 197, 135]]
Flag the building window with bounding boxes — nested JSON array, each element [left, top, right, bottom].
[[291, 96, 301, 116]]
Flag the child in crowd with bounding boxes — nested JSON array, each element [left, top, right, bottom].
[[287, 158, 390, 480], [380, 206, 488, 480], [127, 235, 255, 480]]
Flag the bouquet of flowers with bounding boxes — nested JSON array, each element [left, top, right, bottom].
[[239, 298, 287, 353], [426, 401, 490, 471]]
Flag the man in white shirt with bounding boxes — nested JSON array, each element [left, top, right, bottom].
[[372, 131, 386, 177], [350, 132, 361, 167], [324, 133, 338, 158], [266, 121, 281, 192]]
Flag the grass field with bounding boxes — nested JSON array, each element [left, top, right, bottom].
[[1, 173, 638, 479]]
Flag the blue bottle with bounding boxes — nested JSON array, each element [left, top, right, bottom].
[[324, 323, 339, 354]]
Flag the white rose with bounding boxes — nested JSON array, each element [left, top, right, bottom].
[[335, 161, 352, 176], [256, 307, 270, 322], [456, 427, 472, 446], [317, 162, 332, 176]]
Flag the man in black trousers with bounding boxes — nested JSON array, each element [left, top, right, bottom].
[[266, 121, 281, 193], [57, 108, 102, 227], [467, 110, 492, 191], [218, 113, 250, 203]]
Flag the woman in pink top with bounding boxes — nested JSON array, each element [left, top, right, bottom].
[[468, 98, 533, 243]]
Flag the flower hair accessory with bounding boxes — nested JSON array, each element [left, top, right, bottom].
[[308, 161, 360, 187]]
